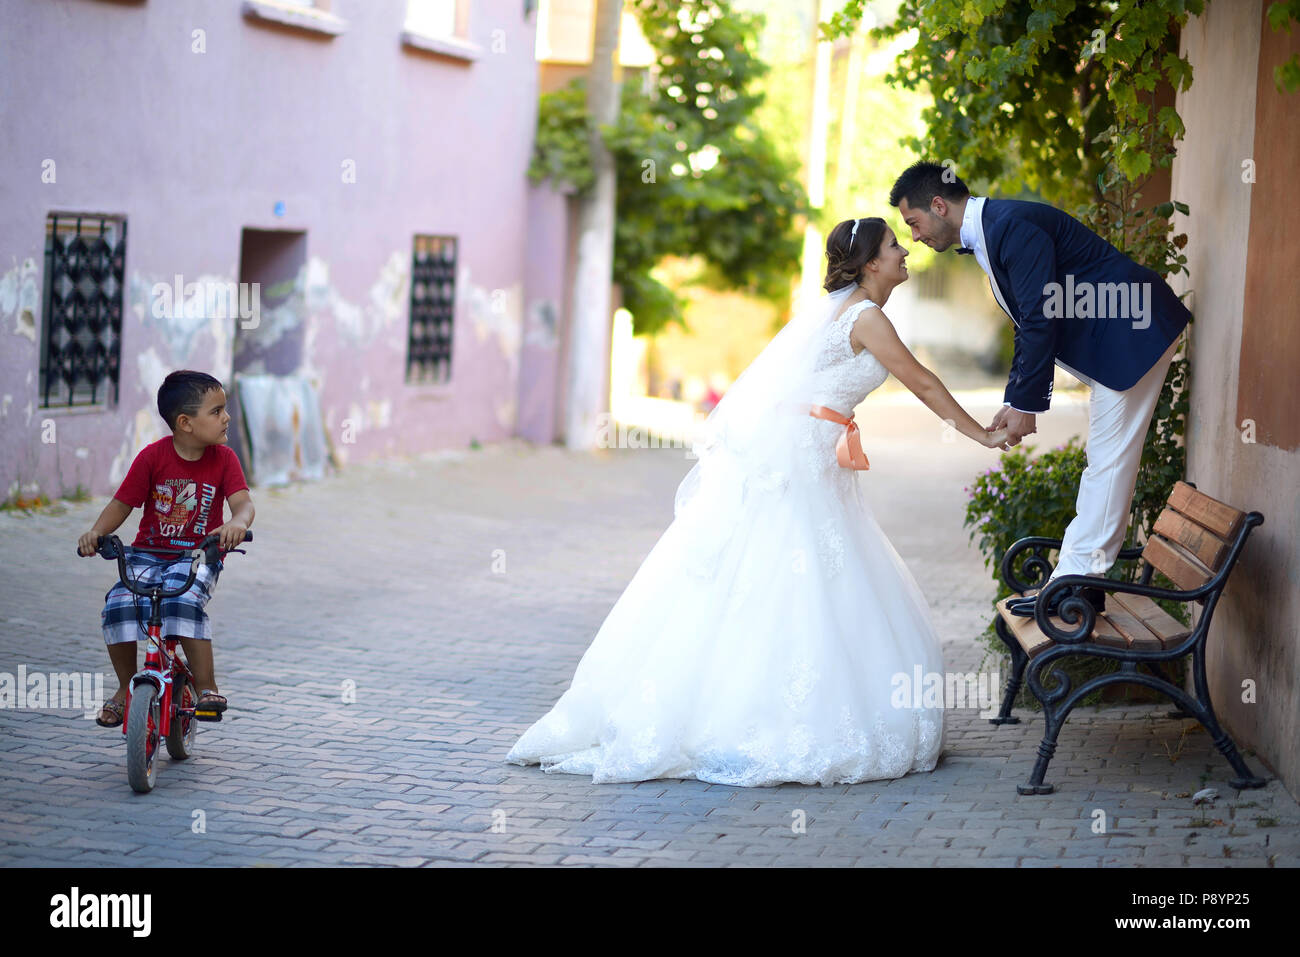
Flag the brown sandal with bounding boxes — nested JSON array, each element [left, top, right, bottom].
[[96, 696, 125, 728], [196, 690, 227, 713]]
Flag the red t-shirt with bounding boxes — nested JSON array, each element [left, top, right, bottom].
[[113, 438, 249, 550]]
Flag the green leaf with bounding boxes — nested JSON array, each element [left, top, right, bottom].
[[1154, 105, 1182, 139], [1276, 54, 1300, 93], [1267, 1, 1294, 32]]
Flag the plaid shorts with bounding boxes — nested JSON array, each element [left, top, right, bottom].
[[101, 548, 222, 646]]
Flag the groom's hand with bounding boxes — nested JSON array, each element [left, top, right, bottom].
[[985, 406, 1010, 434], [1002, 409, 1037, 447]]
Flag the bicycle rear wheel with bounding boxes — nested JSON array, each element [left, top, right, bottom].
[[166, 676, 197, 760], [126, 684, 161, 793]]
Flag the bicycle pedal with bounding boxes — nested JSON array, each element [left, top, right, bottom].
[[194, 709, 223, 722]]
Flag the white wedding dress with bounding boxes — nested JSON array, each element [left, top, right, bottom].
[[507, 298, 945, 787]]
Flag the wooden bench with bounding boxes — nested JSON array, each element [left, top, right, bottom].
[[988, 481, 1267, 795]]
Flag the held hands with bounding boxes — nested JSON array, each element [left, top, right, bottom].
[[984, 428, 1012, 451], [986, 406, 1037, 448]]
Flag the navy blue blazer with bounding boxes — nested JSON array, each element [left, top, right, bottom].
[[975, 199, 1190, 413]]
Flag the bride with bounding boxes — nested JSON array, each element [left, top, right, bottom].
[[507, 217, 1011, 787]]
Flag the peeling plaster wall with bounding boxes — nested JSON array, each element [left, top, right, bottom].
[[0, 0, 554, 499]]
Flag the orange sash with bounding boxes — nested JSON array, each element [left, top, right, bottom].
[[808, 405, 870, 470]]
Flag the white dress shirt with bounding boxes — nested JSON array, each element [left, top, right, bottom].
[[959, 195, 1094, 413]]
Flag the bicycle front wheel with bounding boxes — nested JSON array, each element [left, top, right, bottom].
[[166, 676, 197, 760], [126, 684, 161, 793]]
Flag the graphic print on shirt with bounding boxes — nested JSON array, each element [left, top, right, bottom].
[[153, 483, 174, 516], [152, 479, 208, 538], [193, 481, 217, 535]]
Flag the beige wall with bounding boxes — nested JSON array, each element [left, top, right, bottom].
[[535, 0, 654, 66], [1172, 0, 1300, 800]]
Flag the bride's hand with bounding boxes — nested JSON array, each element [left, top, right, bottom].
[[984, 427, 1012, 451]]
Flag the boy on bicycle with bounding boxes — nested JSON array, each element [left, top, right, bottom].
[[77, 370, 255, 727]]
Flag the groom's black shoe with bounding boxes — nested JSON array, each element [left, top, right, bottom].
[[1008, 584, 1106, 619]]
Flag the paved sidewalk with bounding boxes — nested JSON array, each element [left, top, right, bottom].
[[1, 391, 1297, 867]]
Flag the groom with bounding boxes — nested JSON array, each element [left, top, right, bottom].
[[888, 161, 1190, 618]]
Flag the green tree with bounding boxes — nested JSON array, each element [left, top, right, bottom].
[[528, 0, 809, 336], [821, 0, 1203, 208]]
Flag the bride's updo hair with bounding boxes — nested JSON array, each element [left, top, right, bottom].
[[823, 217, 887, 292]]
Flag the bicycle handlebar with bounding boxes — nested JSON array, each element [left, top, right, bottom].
[[79, 530, 253, 600]]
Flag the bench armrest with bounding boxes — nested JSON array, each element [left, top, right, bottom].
[[1034, 574, 1199, 644], [999, 537, 1062, 594]]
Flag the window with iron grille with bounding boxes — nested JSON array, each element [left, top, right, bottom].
[[40, 213, 126, 407], [407, 234, 456, 385]]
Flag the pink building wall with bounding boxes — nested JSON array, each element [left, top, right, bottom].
[[0, 0, 566, 499]]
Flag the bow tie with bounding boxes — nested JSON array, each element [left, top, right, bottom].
[[956, 246, 975, 255]]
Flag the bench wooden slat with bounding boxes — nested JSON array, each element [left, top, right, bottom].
[[1169, 481, 1245, 541], [1142, 534, 1214, 591], [1099, 601, 1167, 652], [996, 596, 1128, 658], [996, 597, 1054, 656], [1109, 592, 1191, 643], [1152, 507, 1228, 571]]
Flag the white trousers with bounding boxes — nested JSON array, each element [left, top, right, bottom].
[[1049, 338, 1180, 581]]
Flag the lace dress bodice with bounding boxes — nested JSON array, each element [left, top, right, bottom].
[[809, 297, 890, 410], [798, 298, 890, 487]]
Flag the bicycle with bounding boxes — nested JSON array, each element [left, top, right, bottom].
[[80, 530, 252, 793]]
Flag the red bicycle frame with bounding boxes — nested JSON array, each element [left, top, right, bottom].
[[123, 627, 191, 739]]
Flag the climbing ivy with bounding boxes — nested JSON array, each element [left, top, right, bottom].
[[1269, 0, 1300, 92], [822, 1, 1210, 207]]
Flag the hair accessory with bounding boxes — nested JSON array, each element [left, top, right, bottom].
[[849, 218, 861, 247]]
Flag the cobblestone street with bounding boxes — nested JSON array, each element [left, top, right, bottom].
[[2, 390, 1297, 867]]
